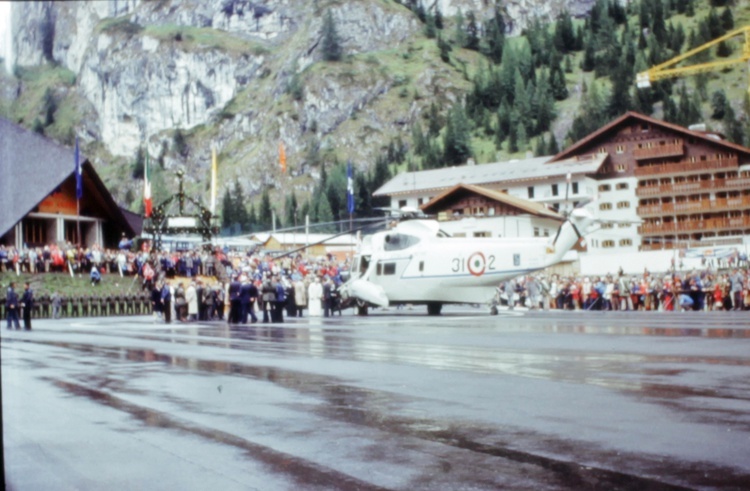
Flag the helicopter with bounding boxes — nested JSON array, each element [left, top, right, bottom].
[[336, 203, 598, 315]]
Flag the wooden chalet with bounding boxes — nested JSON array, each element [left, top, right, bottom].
[[549, 111, 750, 251], [0, 117, 139, 249]]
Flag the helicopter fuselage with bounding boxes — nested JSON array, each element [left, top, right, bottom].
[[346, 219, 561, 306]]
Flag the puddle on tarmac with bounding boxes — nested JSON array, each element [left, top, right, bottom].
[[523, 325, 750, 338]]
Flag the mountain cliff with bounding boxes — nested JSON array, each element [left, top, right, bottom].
[[5, 0, 594, 213]]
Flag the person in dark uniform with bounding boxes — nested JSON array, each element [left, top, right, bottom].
[[160, 282, 172, 324], [240, 276, 258, 324], [6, 282, 21, 329], [323, 277, 333, 317], [20, 282, 34, 330], [273, 275, 285, 323], [227, 276, 242, 324], [151, 283, 163, 322]]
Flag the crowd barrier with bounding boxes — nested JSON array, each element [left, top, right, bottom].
[[0, 294, 152, 320]]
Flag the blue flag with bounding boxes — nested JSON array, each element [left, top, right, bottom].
[[346, 160, 355, 215], [75, 136, 83, 200]]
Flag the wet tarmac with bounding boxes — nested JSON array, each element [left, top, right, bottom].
[[3, 307, 750, 490]]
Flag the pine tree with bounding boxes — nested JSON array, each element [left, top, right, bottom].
[[434, 5, 444, 29], [443, 103, 472, 166], [720, 6, 734, 31], [465, 11, 480, 50], [321, 10, 343, 62], [437, 33, 451, 63], [534, 135, 547, 156], [547, 133, 560, 155], [285, 191, 298, 228], [221, 188, 233, 229], [711, 89, 729, 119], [258, 188, 273, 230], [231, 181, 249, 231], [132, 147, 146, 179], [716, 40, 732, 57], [481, 7, 505, 64]]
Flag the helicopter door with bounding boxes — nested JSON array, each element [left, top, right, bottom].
[[354, 255, 371, 280]]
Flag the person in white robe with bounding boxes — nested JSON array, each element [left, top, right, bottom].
[[307, 277, 323, 317]]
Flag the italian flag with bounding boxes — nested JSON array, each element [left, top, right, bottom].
[[143, 153, 152, 217]]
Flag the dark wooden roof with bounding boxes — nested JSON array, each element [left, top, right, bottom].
[[0, 116, 135, 238], [420, 183, 564, 221], [548, 111, 750, 162]]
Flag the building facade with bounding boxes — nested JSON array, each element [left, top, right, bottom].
[[0, 117, 138, 249], [374, 112, 750, 275]]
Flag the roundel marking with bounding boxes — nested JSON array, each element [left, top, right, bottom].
[[467, 252, 486, 276]]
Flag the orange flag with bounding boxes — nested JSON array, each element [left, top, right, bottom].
[[279, 140, 286, 174]]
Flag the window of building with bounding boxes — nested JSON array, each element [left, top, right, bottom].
[[551, 184, 559, 196], [534, 227, 540, 237], [616, 164, 626, 172], [473, 232, 491, 238], [601, 223, 614, 229], [615, 145, 625, 154], [599, 184, 611, 192], [619, 239, 633, 247], [618, 223, 631, 228], [24, 218, 48, 246], [599, 202, 613, 210], [616, 182, 629, 190], [617, 201, 630, 209], [398, 199, 407, 208], [602, 240, 615, 248], [527, 186, 535, 199], [572, 182, 579, 194]]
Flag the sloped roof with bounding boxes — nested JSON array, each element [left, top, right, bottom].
[[250, 232, 357, 247], [549, 111, 750, 162], [421, 183, 564, 221], [373, 154, 606, 197], [0, 117, 135, 238]]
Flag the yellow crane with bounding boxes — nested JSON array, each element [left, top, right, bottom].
[[636, 24, 750, 94]]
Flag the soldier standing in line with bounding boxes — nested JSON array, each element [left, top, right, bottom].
[[20, 282, 34, 330], [6, 282, 21, 329]]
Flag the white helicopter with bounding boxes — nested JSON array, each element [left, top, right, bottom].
[[338, 201, 598, 316]]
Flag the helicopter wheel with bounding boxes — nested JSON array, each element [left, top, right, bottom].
[[426, 302, 442, 316], [356, 299, 369, 316], [490, 306, 498, 316]]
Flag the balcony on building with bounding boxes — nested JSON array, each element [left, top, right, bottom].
[[634, 155, 738, 177]]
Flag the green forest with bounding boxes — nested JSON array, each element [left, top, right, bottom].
[[221, 0, 749, 234]]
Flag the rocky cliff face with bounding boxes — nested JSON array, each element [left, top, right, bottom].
[[8, 0, 594, 204]]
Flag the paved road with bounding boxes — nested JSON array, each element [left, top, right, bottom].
[[3, 308, 750, 490]]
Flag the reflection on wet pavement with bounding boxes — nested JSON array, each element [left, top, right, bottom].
[[4, 310, 750, 490]]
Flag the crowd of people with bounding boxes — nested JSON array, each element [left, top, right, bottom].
[[4, 240, 750, 323], [500, 268, 750, 312], [148, 249, 347, 325]]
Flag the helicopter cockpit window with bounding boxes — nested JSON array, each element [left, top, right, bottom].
[[383, 233, 420, 251]]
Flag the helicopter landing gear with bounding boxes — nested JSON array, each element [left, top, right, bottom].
[[426, 302, 443, 316], [356, 299, 369, 316]]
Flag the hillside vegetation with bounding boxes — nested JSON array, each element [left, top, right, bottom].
[[2, 0, 749, 235]]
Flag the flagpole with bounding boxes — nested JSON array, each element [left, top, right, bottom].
[[75, 137, 81, 248]]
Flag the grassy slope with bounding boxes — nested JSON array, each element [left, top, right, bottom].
[[2, 1, 750, 212]]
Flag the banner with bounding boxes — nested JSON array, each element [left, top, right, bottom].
[[75, 137, 83, 200], [279, 140, 286, 173], [347, 160, 355, 214], [143, 152, 153, 217]]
